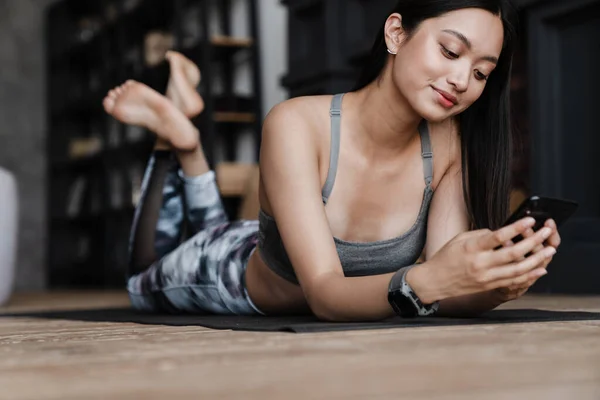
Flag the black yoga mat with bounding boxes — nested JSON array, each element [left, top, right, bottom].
[[2, 307, 600, 333]]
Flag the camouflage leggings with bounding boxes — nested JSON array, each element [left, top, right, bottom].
[[126, 151, 264, 315]]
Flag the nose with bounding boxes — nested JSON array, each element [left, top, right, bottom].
[[447, 65, 470, 93]]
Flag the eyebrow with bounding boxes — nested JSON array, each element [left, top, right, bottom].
[[442, 29, 499, 64]]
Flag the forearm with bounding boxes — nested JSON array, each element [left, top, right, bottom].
[[405, 263, 505, 318], [309, 263, 505, 321], [435, 290, 505, 317], [309, 273, 397, 322]]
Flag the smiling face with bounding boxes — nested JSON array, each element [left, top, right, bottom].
[[385, 8, 504, 122]]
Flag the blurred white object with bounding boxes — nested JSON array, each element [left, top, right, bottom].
[[0, 167, 18, 306]]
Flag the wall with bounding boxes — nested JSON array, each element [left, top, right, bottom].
[[257, 0, 288, 118], [220, 0, 287, 164], [0, 0, 57, 291]]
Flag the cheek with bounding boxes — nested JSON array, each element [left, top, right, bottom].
[[392, 55, 438, 100], [397, 45, 445, 87], [393, 62, 419, 94], [420, 47, 448, 79]]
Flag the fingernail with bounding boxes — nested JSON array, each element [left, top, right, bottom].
[[525, 217, 536, 226], [542, 228, 552, 239], [545, 247, 556, 257], [537, 269, 548, 277]]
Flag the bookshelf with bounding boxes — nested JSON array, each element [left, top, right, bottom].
[[45, 0, 263, 288]]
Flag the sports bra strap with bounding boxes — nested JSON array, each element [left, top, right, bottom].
[[322, 93, 344, 204], [418, 119, 434, 186]]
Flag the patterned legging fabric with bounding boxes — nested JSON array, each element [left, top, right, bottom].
[[126, 150, 263, 315]]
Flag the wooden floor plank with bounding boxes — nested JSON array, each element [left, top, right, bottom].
[[0, 292, 599, 399]]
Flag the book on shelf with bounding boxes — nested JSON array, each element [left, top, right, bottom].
[[66, 176, 87, 218], [144, 31, 174, 67], [68, 136, 103, 159], [109, 169, 124, 210], [107, 116, 121, 148], [128, 162, 145, 207]]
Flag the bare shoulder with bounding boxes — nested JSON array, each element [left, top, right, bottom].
[[262, 95, 332, 137], [261, 95, 335, 168], [258, 96, 333, 213]]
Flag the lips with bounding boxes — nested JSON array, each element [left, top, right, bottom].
[[433, 87, 458, 105]]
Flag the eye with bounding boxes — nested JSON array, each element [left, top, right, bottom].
[[475, 71, 489, 81], [440, 45, 459, 59]]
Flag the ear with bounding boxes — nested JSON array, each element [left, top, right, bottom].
[[384, 13, 405, 55]]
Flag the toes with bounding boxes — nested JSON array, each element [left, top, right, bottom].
[[103, 97, 115, 113], [166, 50, 181, 60]]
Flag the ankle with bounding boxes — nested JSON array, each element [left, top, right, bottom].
[[176, 145, 209, 177], [154, 139, 171, 151]]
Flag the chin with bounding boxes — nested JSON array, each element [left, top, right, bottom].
[[414, 104, 452, 123]]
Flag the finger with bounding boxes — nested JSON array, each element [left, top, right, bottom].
[[545, 219, 562, 248], [539, 253, 554, 271], [513, 228, 543, 259], [491, 227, 553, 264], [485, 246, 556, 283], [493, 266, 549, 291], [510, 273, 544, 291], [516, 286, 530, 297], [478, 217, 536, 250], [522, 228, 535, 238], [521, 228, 543, 256], [500, 285, 529, 301], [532, 243, 545, 254], [503, 240, 514, 248]]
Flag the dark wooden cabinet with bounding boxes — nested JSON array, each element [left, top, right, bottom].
[[281, 0, 396, 97], [523, 0, 600, 294]]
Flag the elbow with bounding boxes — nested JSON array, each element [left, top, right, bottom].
[[310, 300, 344, 322], [304, 277, 348, 322]]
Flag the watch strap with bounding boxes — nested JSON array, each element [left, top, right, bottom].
[[388, 265, 440, 317]]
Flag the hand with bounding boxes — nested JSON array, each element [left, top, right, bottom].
[[425, 217, 557, 300], [494, 219, 561, 302]]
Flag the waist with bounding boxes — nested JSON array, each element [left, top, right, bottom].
[[245, 247, 310, 314]]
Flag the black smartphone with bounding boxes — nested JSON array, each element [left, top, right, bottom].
[[503, 195, 579, 242]]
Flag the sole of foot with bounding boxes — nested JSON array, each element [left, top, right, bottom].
[[103, 80, 199, 152], [165, 51, 204, 119]]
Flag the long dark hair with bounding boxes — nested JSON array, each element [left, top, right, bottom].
[[354, 0, 519, 230]]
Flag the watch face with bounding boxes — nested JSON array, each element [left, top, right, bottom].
[[389, 290, 418, 318]]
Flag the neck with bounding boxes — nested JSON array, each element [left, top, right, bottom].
[[347, 74, 423, 157]]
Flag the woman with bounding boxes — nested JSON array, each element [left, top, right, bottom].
[[104, 0, 561, 321]]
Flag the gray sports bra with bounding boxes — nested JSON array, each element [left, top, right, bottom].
[[257, 93, 435, 284]]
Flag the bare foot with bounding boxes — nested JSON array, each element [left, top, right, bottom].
[[165, 51, 204, 118], [103, 80, 199, 151]]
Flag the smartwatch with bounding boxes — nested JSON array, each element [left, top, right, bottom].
[[388, 265, 440, 318]]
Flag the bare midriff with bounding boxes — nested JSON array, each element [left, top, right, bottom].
[[244, 249, 311, 315]]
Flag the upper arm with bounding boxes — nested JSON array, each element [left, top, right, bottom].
[[259, 101, 343, 306], [424, 145, 470, 260]]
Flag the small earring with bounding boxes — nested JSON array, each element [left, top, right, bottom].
[[387, 48, 397, 55]]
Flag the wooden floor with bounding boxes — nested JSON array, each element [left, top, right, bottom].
[[0, 292, 599, 400]]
